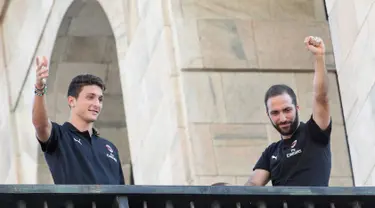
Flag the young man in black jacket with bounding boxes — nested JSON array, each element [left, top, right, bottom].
[[32, 56, 125, 185]]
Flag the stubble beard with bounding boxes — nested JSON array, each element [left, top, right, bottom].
[[272, 112, 300, 137]]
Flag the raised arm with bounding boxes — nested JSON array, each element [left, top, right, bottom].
[[304, 36, 330, 130], [32, 56, 52, 142]]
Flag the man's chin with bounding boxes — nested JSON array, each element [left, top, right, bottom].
[[85, 117, 97, 123], [277, 128, 293, 136], [272, 124, 295, 136], [279, 131, 292, 136]]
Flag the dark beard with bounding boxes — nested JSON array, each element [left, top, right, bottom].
[[272, 113, 300, 136]]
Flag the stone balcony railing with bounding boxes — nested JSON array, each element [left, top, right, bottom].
[[0, 185, 373, 208]]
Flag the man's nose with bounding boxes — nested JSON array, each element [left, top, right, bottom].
[[279, 113, 287, 122], [93, 99, 101, 107]]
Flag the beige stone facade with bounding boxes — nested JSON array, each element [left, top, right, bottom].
[[326, 0, 375, 186], [0, 0, 355, 186]]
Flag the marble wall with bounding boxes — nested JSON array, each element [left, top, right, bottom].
[[0, 0, 354, 186], [326, 0, 375, 186], [120, 0, 190, 184], [169, 0, 335, 71], [0, 32, 18, 184]]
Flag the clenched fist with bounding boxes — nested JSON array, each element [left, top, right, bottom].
[[304, 36, 325, 56], [35, 56, 49, 88]]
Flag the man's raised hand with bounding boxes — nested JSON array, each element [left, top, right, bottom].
[[35, 56, 49, 88], [304, 36, 325, 56]]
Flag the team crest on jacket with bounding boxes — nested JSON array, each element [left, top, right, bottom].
[[105, 144, 117, 162], [106, 144, 113, 153], [291, 140, 297, 148]]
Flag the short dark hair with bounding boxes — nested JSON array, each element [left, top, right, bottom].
[[264, 84, 297, 110], [67, 74, 106, 98]]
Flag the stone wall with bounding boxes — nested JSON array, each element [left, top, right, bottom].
[[0, 0, 354, 186], [326, 0, 375, 186], [0, 31, 18, 184], [120, 0, 191, 185]]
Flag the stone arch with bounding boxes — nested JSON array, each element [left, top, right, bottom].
[[36, 0, 132, 184]]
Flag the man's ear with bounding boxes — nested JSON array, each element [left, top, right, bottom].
[[296, 105, 300, 111], [67, 96, 76, 108]]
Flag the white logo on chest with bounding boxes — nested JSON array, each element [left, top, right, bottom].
[[73, 137, 82, 145], [291, 140, 297, 148], [285, 139, 302, 158], [286, 148, 302, 158], [105, 144, 117, 162]]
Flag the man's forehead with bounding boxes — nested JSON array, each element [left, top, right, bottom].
[[270, 105, 294, 112], [269, 94, 293, 103], [80, 86, 103, 97], [85, 92, 103, 96], [267, 95, 294, 110]]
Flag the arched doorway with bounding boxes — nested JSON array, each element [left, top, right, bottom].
[[37, 0, 132, 184]]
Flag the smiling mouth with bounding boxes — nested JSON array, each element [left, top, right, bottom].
[[89, 110, 99, 114], [279, 124, 290, 128]]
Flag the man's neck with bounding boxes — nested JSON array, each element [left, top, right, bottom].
[[281, 135, 292, 140], [69, 117, 93, 136]]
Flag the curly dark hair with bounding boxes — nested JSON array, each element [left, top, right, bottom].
[[67, 74, 106, 98]]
